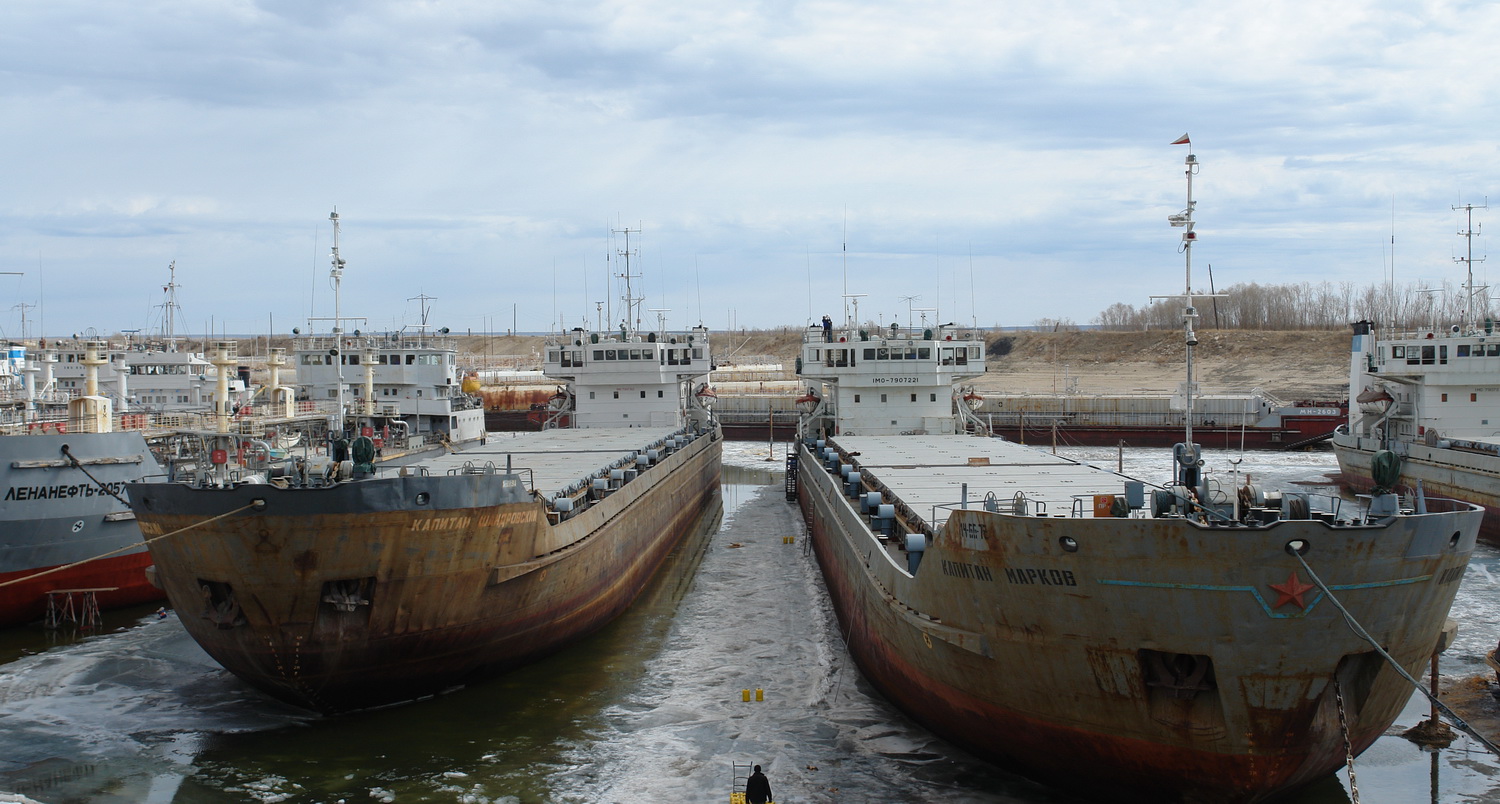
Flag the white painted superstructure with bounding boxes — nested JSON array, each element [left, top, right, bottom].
[[538, 227, 716, 431], [541, 326, 714, 429], [1333, 204, 1500, 539], [48, 340, 248, 412], [797, 315, 988, 438], [293, 331, 485, 444]]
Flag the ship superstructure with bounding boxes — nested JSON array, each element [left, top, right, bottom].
[[1333, 203, 1500, 541]]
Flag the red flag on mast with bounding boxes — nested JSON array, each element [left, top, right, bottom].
[[1170, 133, 1191, 145]]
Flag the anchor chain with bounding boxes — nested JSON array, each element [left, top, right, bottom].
[[60, 443, 132, 505], [1295, 551, 1500, 756], [1334, 677, 1360, 803]]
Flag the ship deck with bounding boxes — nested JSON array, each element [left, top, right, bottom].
[[829, 434, 1141, 524], [400, 427, 691, 498]]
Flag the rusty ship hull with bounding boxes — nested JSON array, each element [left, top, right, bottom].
[[797, 434, 1480, 803], [128, 427, 721, 713]]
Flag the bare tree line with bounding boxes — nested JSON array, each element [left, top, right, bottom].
[[1085, 279, 1498, 332]]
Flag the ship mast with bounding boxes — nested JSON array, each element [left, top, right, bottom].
[[330, 210, 347, 423], [1155, 135, 1223, 491], [1176, 138, 1199, 448], [1453, 201, 1487, 333], [158, 260, 183, 351], [614, 226, 642, 337]]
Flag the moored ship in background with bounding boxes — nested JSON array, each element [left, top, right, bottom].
[[0, 340, 165, 627], [290, 326, 486, 448], [49, 262, 252, 414], [125, 223, 724, 713], [979, 388, 1343, 449], [791, 146, 1483, 802], [1333, 204, 1500, 543]]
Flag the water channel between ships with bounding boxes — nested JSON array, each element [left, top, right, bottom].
[[1, 441, 1499, 803]]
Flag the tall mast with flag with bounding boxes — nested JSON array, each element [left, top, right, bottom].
[[1155, 133, 1221, 493], [1171, 133, 1197, 454]]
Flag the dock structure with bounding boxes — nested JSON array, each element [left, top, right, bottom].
[[43, 587, 115, 629]]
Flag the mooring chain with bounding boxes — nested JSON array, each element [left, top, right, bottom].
[[0, 500, 262, 591], [1295, 551, 1500, 757], [1333, 677, 1360, 803]]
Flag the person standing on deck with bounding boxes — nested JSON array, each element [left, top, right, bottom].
[[821, 315, 833, 342], [745, 764, 773, 804]]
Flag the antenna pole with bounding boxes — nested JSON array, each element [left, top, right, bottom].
[[407, 293, 438, 331], [1453, 201, 1487, 333], [11, 301, 34, 342]]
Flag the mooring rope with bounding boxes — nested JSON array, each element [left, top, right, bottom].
[[1294, 551, 1500, 756], [0, 500, 262, 591]]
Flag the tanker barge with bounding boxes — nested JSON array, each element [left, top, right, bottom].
[[126, 224, 723, 713], [792, 146, 1481, 802]]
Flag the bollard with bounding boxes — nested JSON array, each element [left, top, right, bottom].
[[755, 688, 764, 702], [742, 689, 751, 702]]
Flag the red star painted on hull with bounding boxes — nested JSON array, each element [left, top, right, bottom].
[[1269, 571, 1316, 609]]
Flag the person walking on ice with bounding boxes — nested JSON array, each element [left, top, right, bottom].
[[745, 764, 773, 804]]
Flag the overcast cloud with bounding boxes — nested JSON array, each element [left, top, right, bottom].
[[2, 0, 1497, 339]]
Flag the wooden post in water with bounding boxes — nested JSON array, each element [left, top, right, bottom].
[[1430, 654, 1440, 725], [766, 407, 775, 461]]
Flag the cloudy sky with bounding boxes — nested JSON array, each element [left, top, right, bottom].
[[2, 0, 1497, 340]]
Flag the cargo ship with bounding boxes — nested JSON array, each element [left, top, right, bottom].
[[0, 341, 166, 627], [792, 146, 1482, 802], [125, 224, 724, 713], [1332, 204, 1500, 542]]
